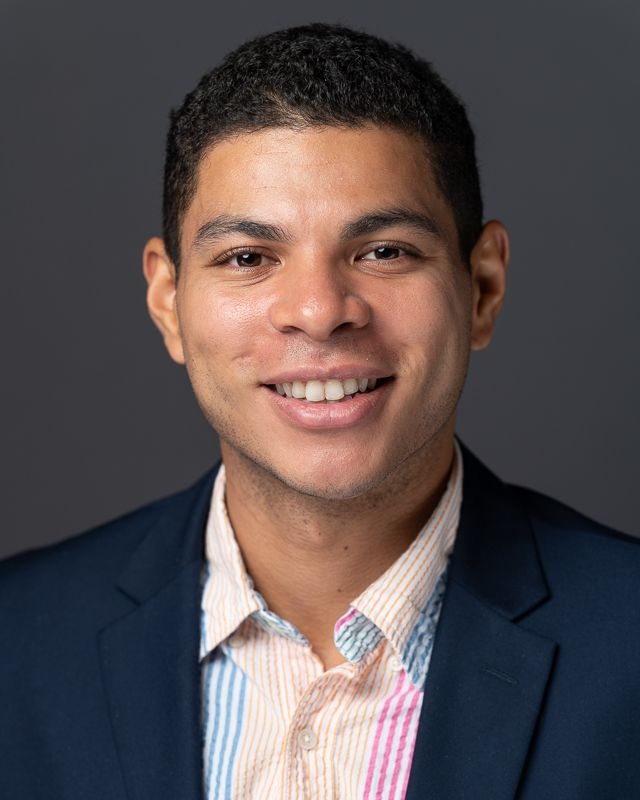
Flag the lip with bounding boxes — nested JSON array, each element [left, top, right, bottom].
[[263, 379, 392, 430], [262, 365, 392, 384]]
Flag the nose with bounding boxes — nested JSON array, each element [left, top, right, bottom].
[[268, 260, 371, 341]]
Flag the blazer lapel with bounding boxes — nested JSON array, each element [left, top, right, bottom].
[[98, 470, 215, 800], [406, 446, 557, 800]]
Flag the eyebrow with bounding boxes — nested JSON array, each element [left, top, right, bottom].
[[192, 214, 294, 250], [340, 207, 443, 241], [191, 206, 442, 251]]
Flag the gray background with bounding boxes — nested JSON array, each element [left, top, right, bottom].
[[1, 0, 638, 558]]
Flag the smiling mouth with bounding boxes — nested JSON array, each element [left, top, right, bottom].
[[269, 377, 391, 403]]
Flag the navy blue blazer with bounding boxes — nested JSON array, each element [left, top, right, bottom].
[[2, 447, 640, 799]]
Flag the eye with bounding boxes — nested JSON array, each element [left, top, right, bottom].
[[211, 248, 276, 270], [233, 252, 264, 268], [360, 245, 404, 261]]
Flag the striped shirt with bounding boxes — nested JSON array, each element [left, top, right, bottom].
[[200, 443, 462, 799]]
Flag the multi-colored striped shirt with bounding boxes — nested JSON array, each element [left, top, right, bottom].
[[200, 443, 462, 799]]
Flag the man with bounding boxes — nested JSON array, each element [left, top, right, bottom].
[[1, 23, 639, 800]]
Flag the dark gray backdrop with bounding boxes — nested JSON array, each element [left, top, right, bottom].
[[1, 0, 638, 558]]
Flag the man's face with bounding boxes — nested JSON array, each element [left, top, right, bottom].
[[146, 125, 506, 500]]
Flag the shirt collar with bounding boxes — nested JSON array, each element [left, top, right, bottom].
[[199, 465, 260, 660], [200, 441, 463, 679], [336, 441, 462, 686]]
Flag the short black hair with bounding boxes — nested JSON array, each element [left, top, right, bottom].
[[163, 23, 483, 268]]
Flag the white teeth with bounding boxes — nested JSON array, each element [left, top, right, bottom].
[[305, 380, 325, 402], [274, 377, 383, 402], [291, 380, 306, 398], [343, 378, 358, 395], [324, 379, 345, 401]]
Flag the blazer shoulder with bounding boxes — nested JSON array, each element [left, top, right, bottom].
[[510, 483, 640, 590], [511, 483, 638, 544], [0, 468, 217, 597]]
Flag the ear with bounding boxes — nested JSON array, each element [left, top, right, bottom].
[[469, 220, 509, 351], [142, 237, 185, 364]]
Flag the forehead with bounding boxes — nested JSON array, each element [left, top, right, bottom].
[[182, 125, 454, 245]]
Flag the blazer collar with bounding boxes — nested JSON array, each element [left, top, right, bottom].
[[452, 443, 549, 619], [98, 468, 216, 800], [406, 445, 556, 800], [114, 468, 216, 604]]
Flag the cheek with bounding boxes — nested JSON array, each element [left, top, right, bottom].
[[377, 275, 472, 367], [177, 284, 272, 378]]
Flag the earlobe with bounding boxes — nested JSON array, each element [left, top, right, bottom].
[[469, 220, 509, 351], [142, 237, 185, 364]]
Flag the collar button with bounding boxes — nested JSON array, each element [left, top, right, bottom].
[[390, 655, 404, 672]]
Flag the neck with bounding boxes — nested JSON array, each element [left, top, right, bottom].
[[222, 435, 455, 668]]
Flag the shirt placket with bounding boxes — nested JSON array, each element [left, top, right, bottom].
[[282, 665, 355, 800]]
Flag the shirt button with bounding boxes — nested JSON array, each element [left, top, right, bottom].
[[390, 656, 404, 672], [298, 728, 318, 751], [228, 633, 244, 648]]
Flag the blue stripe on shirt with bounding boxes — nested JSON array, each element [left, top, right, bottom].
[[204, 648, 249, 800]]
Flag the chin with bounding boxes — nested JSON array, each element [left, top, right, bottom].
[[266, 455, 396, 502], [290, 476, 378, 501], [219, 426, 433, 503]]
